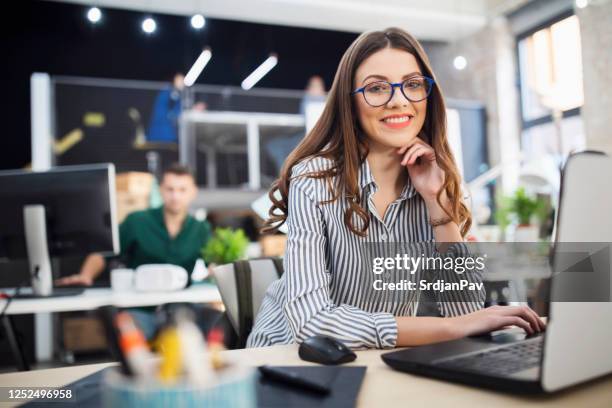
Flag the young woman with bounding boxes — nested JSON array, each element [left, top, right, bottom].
[[247, 27, 544, 349]]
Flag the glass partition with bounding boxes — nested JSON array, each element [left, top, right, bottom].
[[51, 76, 308, 189]]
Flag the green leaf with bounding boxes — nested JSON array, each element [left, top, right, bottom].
[[496, 187, 548, 228], [201, 227, 249, 264]]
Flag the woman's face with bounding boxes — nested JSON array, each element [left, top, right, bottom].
[[353, 47, 427, 150]]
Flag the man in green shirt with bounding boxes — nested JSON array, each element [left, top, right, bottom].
[[57, 164, 214, 339], [114, 203, 210, 275]]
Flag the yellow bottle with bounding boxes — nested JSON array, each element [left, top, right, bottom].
[[156, 327, 182, 384]]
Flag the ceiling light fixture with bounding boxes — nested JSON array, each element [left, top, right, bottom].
[[184, 48, 212, 87], [241, 54, 278, 90]]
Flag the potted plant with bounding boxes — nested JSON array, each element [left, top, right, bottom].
[[496, 187, 547, 242], [201, 227, 249, 270]]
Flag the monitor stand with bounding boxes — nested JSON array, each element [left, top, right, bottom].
[[22, 205, 86, 298], [21, 205, 86, 298], [23, 205, 54, 296]]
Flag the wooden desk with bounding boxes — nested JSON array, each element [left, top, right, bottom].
[[0, 344, 611, 407]]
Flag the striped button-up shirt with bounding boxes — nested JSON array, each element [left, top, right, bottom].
[[247, 156, 484, 349]]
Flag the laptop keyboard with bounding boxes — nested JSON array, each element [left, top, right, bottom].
[[434, 337, 543, 377]]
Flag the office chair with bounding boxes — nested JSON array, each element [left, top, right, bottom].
[[214, 257, 283, 348]]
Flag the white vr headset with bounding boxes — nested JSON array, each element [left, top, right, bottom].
[[134, 264, 189, 292]]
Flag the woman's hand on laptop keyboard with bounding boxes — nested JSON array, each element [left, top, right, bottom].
[[451, 305, 546, 337]]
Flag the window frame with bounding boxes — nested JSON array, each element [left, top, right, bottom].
[[515, 9, 582, 131]]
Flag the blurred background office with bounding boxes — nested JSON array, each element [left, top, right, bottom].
[[0, 0, 610, 370]]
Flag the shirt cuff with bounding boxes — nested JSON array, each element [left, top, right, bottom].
[[433, 241, 470, 257], [373, 312, 398, 349]]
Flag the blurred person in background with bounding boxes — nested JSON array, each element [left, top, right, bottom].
[[56, 164, 221, 340], [300, 75, 327, 111], [146, 73, 206, 143], [265, 75, 327, 174], [146, 73, 185, 143]]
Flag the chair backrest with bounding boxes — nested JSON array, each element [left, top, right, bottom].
[[214, 257, 283, 347]]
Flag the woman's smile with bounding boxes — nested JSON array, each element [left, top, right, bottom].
[[381, 113, 414, 129]]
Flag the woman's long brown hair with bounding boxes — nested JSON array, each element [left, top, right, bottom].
[[262, 27, 471, 238]]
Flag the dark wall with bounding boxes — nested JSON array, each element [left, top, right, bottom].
[[0, 0, 361, 170]]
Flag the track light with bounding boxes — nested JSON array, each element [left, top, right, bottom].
[[453, 55, 467, 70], [241, 54, 278, 90], [86, 7, 102, 24], [191, 14, 206, 30], [142, 17, 157, 34], [184, 48, 212, 87]]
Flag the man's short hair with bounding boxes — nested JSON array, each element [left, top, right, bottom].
[[161, 163, 195, 182]]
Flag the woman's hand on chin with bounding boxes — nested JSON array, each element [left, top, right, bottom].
[[449, 305, 546, 338], [397, 139, 444, 203]]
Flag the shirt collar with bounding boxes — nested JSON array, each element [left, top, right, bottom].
[[358, 157, 375, 190], [154, 205, 193, 232], [358, 157, 417, 201]]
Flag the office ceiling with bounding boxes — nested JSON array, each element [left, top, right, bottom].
[[49, 0, 530, 41]]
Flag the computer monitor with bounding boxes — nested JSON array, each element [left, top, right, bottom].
[[0, 163, 119, 296]]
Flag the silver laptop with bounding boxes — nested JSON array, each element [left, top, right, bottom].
[[382, 151, 612, 393]]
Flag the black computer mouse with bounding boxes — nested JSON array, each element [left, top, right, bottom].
[[298, 335, 357, 365]]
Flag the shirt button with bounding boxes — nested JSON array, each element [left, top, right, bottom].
[[381, 234, 388, 241]]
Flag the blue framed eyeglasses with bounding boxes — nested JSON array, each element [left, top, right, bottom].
[[352, 75, 435, 107]]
